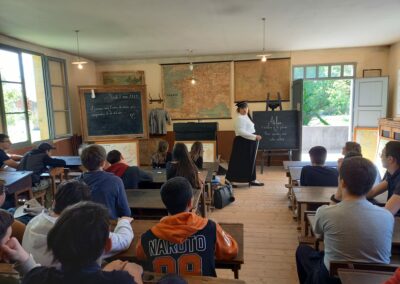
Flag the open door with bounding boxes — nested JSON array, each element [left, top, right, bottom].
[[292, 79, 303, 160], [353, 77, 388, 130]]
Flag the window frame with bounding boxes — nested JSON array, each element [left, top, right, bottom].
[[0, 44, 72, 147], [292, 63, 357, 81]]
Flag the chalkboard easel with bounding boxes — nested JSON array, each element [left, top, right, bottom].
[[79, 86, 148, 142]]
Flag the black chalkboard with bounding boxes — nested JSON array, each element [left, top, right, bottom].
[[79, 86, 147, 141], [253, 110, 300, 150]]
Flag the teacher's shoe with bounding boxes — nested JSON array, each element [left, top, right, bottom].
[[249, 181, 264, 186]]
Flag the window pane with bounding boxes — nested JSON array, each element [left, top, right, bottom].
[[54, 111, 70, 136], [0, 49, 21, 82], [305, 66, 316, 79], [6, 113, 28, 143], [51, 87, 66, 110], [49, 60, 64, 86], [331, 65, 341, 77], [2, 83, 26, 113], [293, 67, 304, 80], [343, 65, 354, 77], [22, 53, 50, 142], [318, 66, 329, 78]]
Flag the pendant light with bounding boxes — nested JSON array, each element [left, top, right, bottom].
[[71, 30, 87, 69], [188, 49, 196, 85], [257, 18, 271, 62]]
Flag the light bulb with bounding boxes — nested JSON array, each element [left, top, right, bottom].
[[191, 78, 196, 85], [78, 63, 83, 69], [189, 63, 193, 71], [261, 56, 267, 62], [91, 89, 96, 99]]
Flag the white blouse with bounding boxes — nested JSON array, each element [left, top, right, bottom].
[[234, 114, 256, 141]]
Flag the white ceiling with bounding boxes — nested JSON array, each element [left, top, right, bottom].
[[1, 0, 400, 61]]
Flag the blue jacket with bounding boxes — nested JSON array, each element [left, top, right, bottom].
[[82, 171, 131, 219]]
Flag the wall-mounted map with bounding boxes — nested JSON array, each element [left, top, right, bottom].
[[163, 62, 231, 119], [234, 59, 291, 102]]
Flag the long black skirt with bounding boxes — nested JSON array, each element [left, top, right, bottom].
[[226, 136, 258, 183]]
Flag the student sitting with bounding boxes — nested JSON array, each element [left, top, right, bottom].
[[365, 141, 400, 215], [151, 140, 172, 169], [17, 142, 66, 188], [296, 157, 394, 284], [337, 141, 362, 169], [1, 201, 143, 284], [0, 134, 22, 169], [166, 143, 201, 189], [105, 150, 153, 189], [80, 145, 130, 219], [300, 146, 338, 187], [22, 180, 134, 267], [190, 141, 203, 169], [136, 177, 238, 276]]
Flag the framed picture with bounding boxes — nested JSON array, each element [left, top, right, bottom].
[[102, 71, 145, 85], [362, 69, 382, 78]]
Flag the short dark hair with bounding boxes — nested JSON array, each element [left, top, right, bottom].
[[80, 145, 106, 171], [309, 146, 327, 165], [53, 180, 91, 215], [0, 134, 9, 142], [47, 201, 110, 268], [340, 157, 376, 196], [0, 209, 14, 241], [344, 151, 362, 159], [106, 150, 122, 165], [385, 141, 400, 166], [345, 142, 361, 155], [161, 177, 193, 215]]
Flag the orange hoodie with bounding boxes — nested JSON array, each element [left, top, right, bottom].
[[136, 212, 238, 261], [384, 268, 400, 284]]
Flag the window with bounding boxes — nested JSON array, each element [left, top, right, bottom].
[[0, 45, 71, 146], [293, 63, 356, 80]]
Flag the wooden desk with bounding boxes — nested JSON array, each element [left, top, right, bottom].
[[143, 168, 167, 185], [0, 171, 33, 195], [114, 221, 244, 279], [338, 269, 392, 284], [283, 160, 337, 170], [289, 167, 303, 183], [53, 156, 81, 167], [143, 271, 246, 284], [126, 188, 202, 219]]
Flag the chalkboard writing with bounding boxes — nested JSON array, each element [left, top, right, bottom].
[[84, 92, 143, 136], [253, 110, 299, 150]]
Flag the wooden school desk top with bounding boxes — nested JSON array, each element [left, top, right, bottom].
[[113, 221, 244, 266], [52, 156, 82, 167], [338, 269, 393, 284], [0, 170, 33, 194], [294, 187, 338, 204], [126, 188, 201, 211], [143, 271, 246, 284], [283, 160, 337, 170]]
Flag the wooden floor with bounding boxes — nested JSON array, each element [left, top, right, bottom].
[[211, 166, 299, 284]]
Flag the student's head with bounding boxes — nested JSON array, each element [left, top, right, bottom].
[[381, 141, 400, 171], [342, 142, 361, 156], [47, 201, 110, 268], [161, 177, 193, 215], [157, 140, 169, 153], [172, 143, 191, 162], [80, 144, 107, 171], [106, 150, 123, 165], [37, 142, 56, 155], [0, 209, 14, 246], [190, 141, 203, 160], [0, 134, 12, 150], [308, 146, 327, 165], [53, 180, 91, 215], [340, 157, 376, 197], [235, 101, 248, 115]]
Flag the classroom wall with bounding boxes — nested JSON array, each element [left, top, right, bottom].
[[389, 41, 400, 118], [95, 45, 390, 132], [0, 35, 97, 136]]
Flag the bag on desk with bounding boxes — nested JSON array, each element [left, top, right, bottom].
[[213, 184, 235, 209]]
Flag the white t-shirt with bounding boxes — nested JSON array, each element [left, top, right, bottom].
[[234, 114, 256, 140]]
